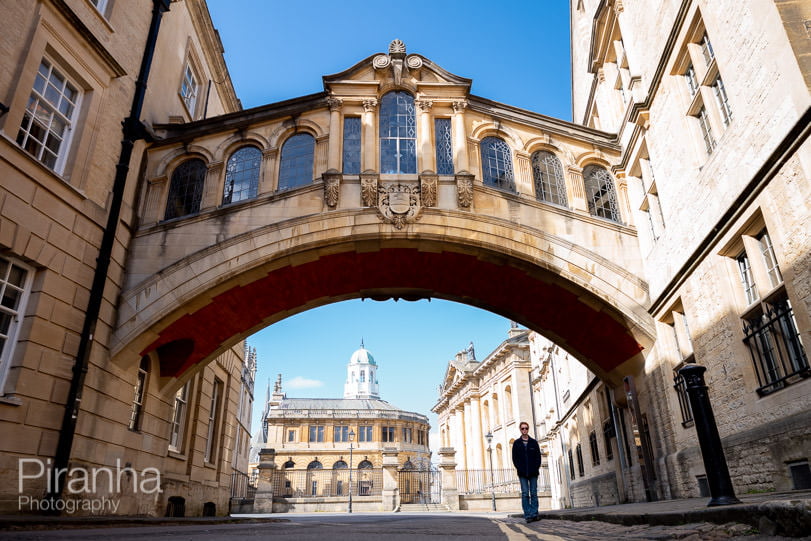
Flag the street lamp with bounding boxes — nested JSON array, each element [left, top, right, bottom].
[[348, 429, 355, 513], [485, 431, 496, 511]]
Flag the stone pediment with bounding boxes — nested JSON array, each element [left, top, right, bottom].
[[323, 39, 471, 98]]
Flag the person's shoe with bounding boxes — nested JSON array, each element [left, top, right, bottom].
[[530, 515, 541, 522]]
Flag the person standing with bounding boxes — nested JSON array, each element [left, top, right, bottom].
[[512, 421, 542, 522]]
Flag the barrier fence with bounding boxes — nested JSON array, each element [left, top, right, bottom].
[[270, 468, 384, 498], [456, 467, 550, 495]]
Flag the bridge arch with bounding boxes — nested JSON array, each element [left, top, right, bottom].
[[114, 209, 653, 389]]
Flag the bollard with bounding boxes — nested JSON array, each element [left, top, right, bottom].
[[678, 364, 741, 506]]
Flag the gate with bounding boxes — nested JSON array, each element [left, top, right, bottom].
[[398, 469, 441, 504]]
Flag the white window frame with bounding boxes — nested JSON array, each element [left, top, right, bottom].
[[180, 63, 200, 118], [16, 58, 83, 174], [0, 256, 34, 396], [168, 381, 190, 453]]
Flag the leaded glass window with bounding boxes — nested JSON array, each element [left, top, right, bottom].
[[582, 165, 621, 222], [223, 146, 261, 204], [278, 133, 315, 190], [379, 92, 416, 174], [17, 59, 80, 173], [342, 117, 361, 174], [531, 151, 568, 206], [435, 118, 454, 175], [480, 137, 515, 192], [165, 159, 206, 220]]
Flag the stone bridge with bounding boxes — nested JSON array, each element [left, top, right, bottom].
[[113, 40, 654, 387]]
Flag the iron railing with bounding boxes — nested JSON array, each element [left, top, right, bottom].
[[455, 467, 550, 495], [743, 297, 809, 395], [230, 471, 256, 501], [271, 468, 383, 498]]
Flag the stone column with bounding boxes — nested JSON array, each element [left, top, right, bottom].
[[416, 99, 434, 173], [565, 165, 589, 213], [361, 99, 378, 172], [326, 97, 343, 171], [252, 448, 277, 513], [438, 447, 460, 511], [381, 448, 400, 511], [451, 100, 468, 172], [469, 395, 484, 470], [143, 175, 167, 224], [678, 365, 742, 507]]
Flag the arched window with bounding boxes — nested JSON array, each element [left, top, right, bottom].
[[583, 165, 621, 222], [480, 137, 515, 192], [223, 146, 261, 204], [307, 460, 323, 470], [379, 91, 416, 174], [333, 460, 348, 469], [504, 386, 513, 420], [283, 460, 295, 469], [531, 151, 567, 206], [360, 370, 365, 383], [492, 393, 500, 425], [278, 133, 315, 190], [401, 459, 415, 471], [357, 459, 373, 469], [165, 158, 206, 220]]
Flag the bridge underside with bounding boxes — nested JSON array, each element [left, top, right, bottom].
[[140, 246, 645, 385]]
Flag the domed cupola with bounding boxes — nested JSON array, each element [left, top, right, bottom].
[[344, 340, 380, 399]]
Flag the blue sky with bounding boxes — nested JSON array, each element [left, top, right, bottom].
[[204, 1, 573, 440]]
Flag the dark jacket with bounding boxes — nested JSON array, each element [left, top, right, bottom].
[[512, 435, 542, 478]]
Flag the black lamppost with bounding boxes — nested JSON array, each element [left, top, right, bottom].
[[348, 429, 355, 513], [485, 431, 496, 511]]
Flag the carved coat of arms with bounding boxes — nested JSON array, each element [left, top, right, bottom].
[[377, 183, 422, 230]]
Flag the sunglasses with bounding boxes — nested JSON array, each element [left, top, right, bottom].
[[520, 426, 529, 430]]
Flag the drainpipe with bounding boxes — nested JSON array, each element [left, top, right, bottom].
[[48, 0, 171, 504]]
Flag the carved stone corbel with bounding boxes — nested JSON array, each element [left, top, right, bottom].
[[322, 169, 342, 209], [360, 170, 379, 207], [419, 171, 438, 207], [455, 171, 474, 209]]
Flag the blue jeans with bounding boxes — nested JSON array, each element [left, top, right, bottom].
[[519, 475, 538, 519]]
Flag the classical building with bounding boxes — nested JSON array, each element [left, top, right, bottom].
[[262, 344, 431, 474], [434, 326, 537, 473]]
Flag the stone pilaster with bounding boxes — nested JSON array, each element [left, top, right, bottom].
[[416, 99, 434, 173], [259, 148, 278, 194], [201, 161, 224, 211], [361, 99, 378, 172], [565, 165, 589, 213], [451, 100, 468, 172], [327, 97, 343, 171]]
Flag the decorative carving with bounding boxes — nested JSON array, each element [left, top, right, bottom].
[[373, 54, 390, 69], [406, 55, 423, 70], [419, 172, 438, 207], [389, 39, 406, 54], [362, 99, 378, 113], [416, 99, 433, 112], [377, 182, 422, 230], [360, 170, 379, 207], [452, 100, 468, 114], [326, 97, 343, 112], [455, 172, 474, 209], [373, 40, 422, 86], [322, 169, 342, 208]]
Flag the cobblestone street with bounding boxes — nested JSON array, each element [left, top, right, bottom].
[[1, 513, 806, 541]]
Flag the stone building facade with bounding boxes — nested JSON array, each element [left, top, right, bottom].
[[564, 0, 811, 502], [434, 326, 537, 473], [0, 0, 249, 516], [260, 345, 431, 473]]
